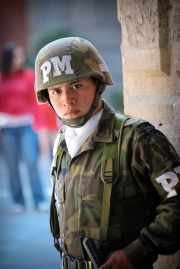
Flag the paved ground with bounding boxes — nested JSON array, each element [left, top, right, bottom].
[[0, 156, 61, 269]]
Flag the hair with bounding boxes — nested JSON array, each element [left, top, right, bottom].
[[41, 89, 49, 103], [1, 42, 19, 74]]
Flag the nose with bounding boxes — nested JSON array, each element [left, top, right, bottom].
[[62, 89, 75, 106]]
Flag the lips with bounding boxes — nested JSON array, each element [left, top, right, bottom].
[[64, 110, 79, 116]]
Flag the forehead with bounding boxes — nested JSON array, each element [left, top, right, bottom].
[[48, 78, 93, 90], [48, 80, 80, 90]]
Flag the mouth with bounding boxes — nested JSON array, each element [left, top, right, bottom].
[[64, 110, 80, 117]]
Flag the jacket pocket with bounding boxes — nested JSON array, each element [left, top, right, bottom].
[[80, 179, 104, 240], [80, 195, 103, 240]]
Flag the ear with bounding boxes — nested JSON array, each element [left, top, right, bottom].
[[42, 89, 50, 102], [94, 78, 106, 92]]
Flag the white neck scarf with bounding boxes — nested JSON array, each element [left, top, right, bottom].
[[65, 110, 103, 158]]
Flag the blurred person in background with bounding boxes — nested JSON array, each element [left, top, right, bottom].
[[0, 42, 48, 213], [34, 103, 61, 165]]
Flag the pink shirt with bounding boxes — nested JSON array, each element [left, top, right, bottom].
[[0, 68, 37, 116], [0, 68, 60, 131]]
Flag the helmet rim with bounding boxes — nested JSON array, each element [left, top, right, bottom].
[[35, 37, 114, 104]]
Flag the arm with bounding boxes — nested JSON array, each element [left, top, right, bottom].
[[100, 250, 135, 269], [123, 126, 180, 268], [100, 124, 180, 269]]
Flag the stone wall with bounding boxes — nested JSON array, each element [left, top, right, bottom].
[[117, 0, 180, 268], [118, 0, 180, 154]]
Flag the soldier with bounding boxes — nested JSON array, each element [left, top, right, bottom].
[[34, 37, 180, 269]]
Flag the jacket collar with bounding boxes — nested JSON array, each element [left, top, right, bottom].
[[58, 100, 116, 153], [95, 100, 115, 143]]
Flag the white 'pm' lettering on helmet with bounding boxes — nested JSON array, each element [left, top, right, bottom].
[[40, 55, 74, 84], [156, 166, 180, 198]]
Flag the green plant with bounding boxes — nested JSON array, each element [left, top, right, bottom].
[[106, 89, 124, 112], [27, 27, 73, 68], [34, 28, 72, 53]]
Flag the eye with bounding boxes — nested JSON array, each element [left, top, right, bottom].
[[72, 84, 81, 90], [53, 88, 61, 94]]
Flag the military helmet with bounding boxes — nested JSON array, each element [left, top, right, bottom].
[[35, 37, 114, 104]]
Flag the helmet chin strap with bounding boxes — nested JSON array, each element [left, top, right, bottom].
[[46, 82, 105, 128]]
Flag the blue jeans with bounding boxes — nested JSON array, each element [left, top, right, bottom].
[[0, 125, 45, 207]]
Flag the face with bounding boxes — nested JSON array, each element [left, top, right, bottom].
[[11, 45, 26, 73], [47, 78, 103, 120]]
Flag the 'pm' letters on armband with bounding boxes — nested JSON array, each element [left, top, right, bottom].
[[156, 166, 180, 198]]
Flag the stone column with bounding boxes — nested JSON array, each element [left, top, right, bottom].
[[117, 0, 180, 268]]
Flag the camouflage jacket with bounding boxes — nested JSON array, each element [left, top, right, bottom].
[[54, 101, 180, 269]]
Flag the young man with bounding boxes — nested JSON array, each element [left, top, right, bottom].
[[34, 37, 180, 269]]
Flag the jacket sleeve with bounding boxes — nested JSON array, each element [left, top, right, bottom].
[[123, 124, 180, 268]]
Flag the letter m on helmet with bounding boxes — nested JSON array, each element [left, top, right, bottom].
[[40, 55, 74, 84]]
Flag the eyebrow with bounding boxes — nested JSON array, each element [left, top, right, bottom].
[[48, 80, 82, 90], [68, 80, 82, 85]]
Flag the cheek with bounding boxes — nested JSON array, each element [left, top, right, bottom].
[[81, 92, 95, 107], [54, 105, 63, 115], [50, 99, 63, 116]]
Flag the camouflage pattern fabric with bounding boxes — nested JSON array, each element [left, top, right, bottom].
[[54, 101, 180, 269]]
